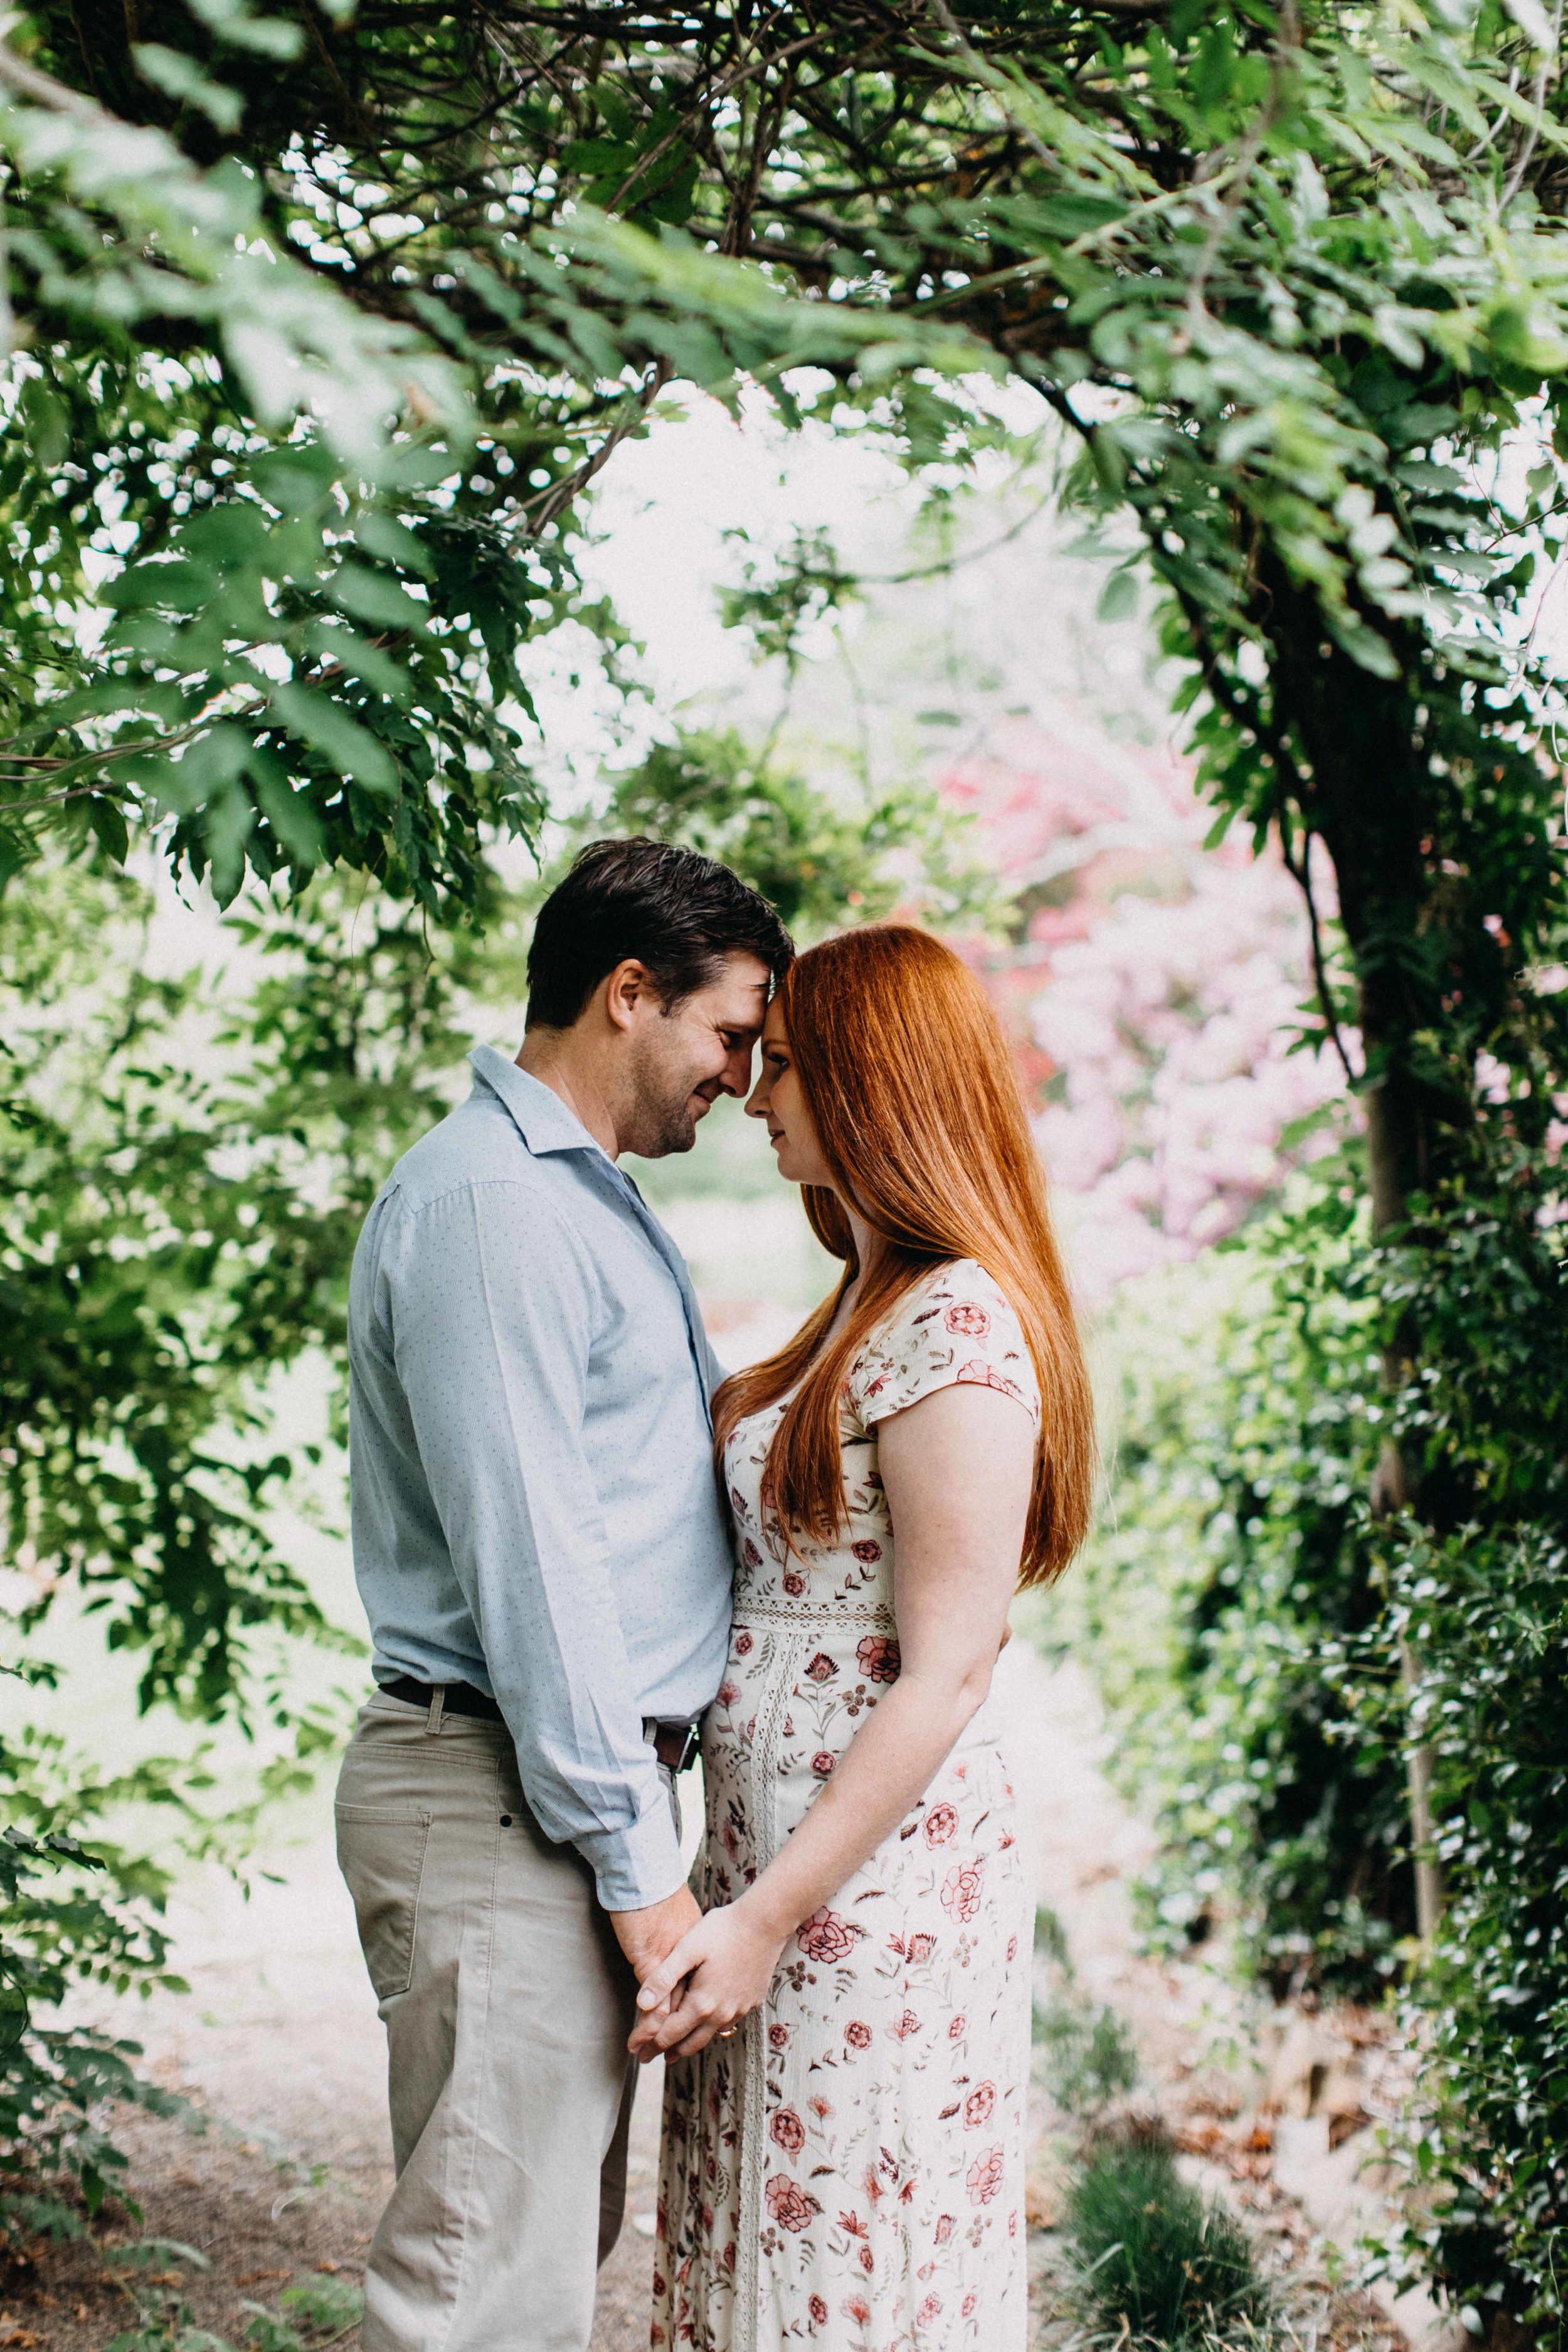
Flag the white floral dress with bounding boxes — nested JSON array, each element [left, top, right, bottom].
[[654, 1261, 1037, 2352]]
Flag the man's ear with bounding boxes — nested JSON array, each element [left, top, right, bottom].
[[602, 958, 653, 1035]]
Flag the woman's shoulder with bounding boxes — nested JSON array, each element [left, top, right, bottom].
[[847, 1258, 1039, 1425], [910, 1258, 1024, 1332]]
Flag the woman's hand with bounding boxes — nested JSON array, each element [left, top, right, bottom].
[[626, 1895, 788, 2062]]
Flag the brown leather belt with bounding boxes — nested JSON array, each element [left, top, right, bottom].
[[379, 1677, 701, 1773], [647, 1719, 702, 1774], [383, 1673, 502, 1721]]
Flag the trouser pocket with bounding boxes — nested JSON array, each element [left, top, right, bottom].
[[336, 1803, 432, 2000]]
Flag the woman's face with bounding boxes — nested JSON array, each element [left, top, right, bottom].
[[746, 999, 835, 1190]]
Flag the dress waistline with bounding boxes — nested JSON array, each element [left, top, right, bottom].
[[732, 1598, 896, 1627]]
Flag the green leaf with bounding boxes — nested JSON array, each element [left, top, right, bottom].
[[561, 138, 635, 174], [304, 620, 415, 704], [327, 564, 431, 633], [1036, 195, 1129, 237], [267, 682, 399, 792], [201, 778, 257, 905], [181, 0, 305, 56], [130, 45, 244, 132], [154, 721, 251, 817], [251, 763, 326, 867], [102, 561, 212, 613], [18, 381, 70, 470], [250, 448, 339, 516], [178, 505, 273, 568], [1097, 566, 1139, 622], [353, 512, 436, 579]]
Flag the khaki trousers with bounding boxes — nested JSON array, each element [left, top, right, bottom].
[[336, 1692, 675, 2352]]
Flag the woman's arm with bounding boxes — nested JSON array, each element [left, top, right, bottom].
[[627, 1378, 1035, 2061]]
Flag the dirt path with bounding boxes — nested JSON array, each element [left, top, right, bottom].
[[3, 1646, 1414, 2352]]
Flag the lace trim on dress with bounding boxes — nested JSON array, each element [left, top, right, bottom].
[[733, 1599, 896, 1626], [733, 1621, 808, 2351]]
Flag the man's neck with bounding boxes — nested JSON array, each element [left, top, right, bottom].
[[514, 1033, 621, 1158]]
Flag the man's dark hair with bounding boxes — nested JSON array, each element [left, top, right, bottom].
[[526, 837, 794, 1030]]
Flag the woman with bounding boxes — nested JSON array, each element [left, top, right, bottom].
[[633, 924, 1094, 2352]]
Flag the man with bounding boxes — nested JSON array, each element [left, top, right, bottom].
[[336, 838, 793, 2352]]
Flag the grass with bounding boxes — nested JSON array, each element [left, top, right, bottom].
[[102, 2250, 363, 2352], [1032, 1902, 1140, 2119], [1036, 1995, 1141, 2117], [1066, 2135, 1271, 2351]]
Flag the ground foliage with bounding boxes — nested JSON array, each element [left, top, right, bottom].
[[0, 0, 1566, 2324], [100, 2247, 361, 2352], [1033, 1900, 1142, 2119], [1067, 2133, 1271, 2350]]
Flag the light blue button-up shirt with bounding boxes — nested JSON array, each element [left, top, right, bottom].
[[346, 1045, 734, 1910]]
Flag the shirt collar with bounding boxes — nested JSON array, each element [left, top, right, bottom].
[[467, 1045, 608, 1160]]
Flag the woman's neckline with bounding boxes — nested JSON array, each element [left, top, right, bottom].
[[729, 1258, 961, 1434]]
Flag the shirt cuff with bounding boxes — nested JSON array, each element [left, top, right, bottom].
[[578, 1787, 687, 1912]]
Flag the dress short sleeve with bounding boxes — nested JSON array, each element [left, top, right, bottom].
[[845, 1260, 1041, 1428]]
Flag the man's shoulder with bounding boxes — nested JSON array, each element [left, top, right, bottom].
[[381, 1091, 556, 1219]]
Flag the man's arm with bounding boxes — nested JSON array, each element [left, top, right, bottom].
[[381, 1181, 689, 1927]]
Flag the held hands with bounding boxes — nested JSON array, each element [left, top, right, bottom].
[[627, 1894, 788, 2062], [608, 1884, 701, 1988], [619, 1627, 1014, 2058]]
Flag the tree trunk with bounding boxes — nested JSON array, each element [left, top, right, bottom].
[[1261, 559, 1449, 1940]]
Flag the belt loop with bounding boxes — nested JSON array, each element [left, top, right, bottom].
[[426, 1685, 445, 1735]]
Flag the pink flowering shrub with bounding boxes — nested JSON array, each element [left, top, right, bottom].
[[942, 724, 1348, 1301]]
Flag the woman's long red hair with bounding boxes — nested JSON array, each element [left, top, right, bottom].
[[712, 924, 1094, 1587]]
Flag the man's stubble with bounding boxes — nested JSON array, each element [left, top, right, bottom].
[[622, 1020, 709, 1159]]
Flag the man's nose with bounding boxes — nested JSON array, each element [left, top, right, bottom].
[[719, 1044, 755, 1099]]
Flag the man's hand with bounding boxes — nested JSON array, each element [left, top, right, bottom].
[[609, 1883, 702, 1986], [627, 1894, 787, 2063]]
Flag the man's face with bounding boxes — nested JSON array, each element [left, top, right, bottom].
[[622, 952, 773, 1157]]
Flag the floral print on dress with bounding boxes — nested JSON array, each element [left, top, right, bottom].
[[655, 1261, 1037, 2352]]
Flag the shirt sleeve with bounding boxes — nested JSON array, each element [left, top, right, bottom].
[[701, 1325, 728, 1396], [845, 1262, 1042, 1428], [379, 1180, 685, 1912]]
